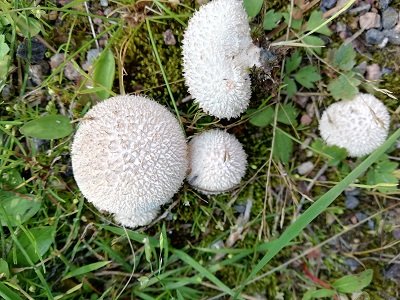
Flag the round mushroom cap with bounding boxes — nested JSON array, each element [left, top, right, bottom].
[[187, 129, 247, 194], [71, 95, 188, 227], [114, 208, 159, 228], [319, 93, 390, 157], [182, 0, 261, 119]]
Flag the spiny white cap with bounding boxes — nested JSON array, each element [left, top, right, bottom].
[[187, 129, 247, 194], [182, 0, 261, 119], [319, 93, 390, 157], [71, 95, 188, 227]]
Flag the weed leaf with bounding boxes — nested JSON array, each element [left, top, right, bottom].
[[284, 77, 297, 98], [20, 115, 73, 139], [328, 73, 360, 100], [273, 129, 293, 164], [263, 10, 282, 30], [305, 11, 332, 36], [366, 157, 399, 192], [302, 288, 336, 300], [11, 226, 54, 266], [331, 269, 373, 293], [303, 35, 325, 55], [0, 191, 41, 227], [277, 104, 298, 126], [0, 259, 10, 278], [333, 44, 356, 71], [294, 66, 321, 89], [92, 48, 115, 100], [285, 50, 302, 74], [249, 107, 274, 127], [243, 0, 263, 18]]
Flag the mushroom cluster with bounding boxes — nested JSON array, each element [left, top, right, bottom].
[[182, 0, 261, 119], [187, 129, 247, 194], [319, 93, 390, 157], [71, 95, 188, 228]]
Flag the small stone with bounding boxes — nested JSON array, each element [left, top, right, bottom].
[[93, 18, 102, 25], [355, 212, 368, 222], [163, 29, 176, 46], [300, 114, 312, 126], [336, 22, 347, 33], [345, 195, 359, 209], [366, 63, 381, 81], [378, 37, 390, 48], [1, 84, 13, 101], [64, 62, 81, 81], [100, 0, 108, 6], [293, 95, 309, 108], [382, 7, 398, 29], [393, 228, 400, 239], [16, 38, 46, 64], [47, 10, 58, 21], [384, 264, 400, 283], [383, 29, 400, 44], [359, 12, 381, 29], [365, 28, 385, 44], [349, 3, 371, 15], [82, 48, 102, 71], [234, 204, 246, 214], [320, 0, 337, 12], [354, 61, 367, 74], [29, 63, 49, 85], [297, 161, 314, 175], [50, 53, 65, 70], [382, 67, 393, 75], [379, 0, 392, 10], [344, 258, 360, 271]]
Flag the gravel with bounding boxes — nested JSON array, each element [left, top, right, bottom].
[[365, 28, 385, 44], [382, 7, 398, 29]]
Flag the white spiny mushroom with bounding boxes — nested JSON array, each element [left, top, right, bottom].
[[187, 129, 247, 194], [319, 93, 390, 157], [71, 95, 188, 228], [182, 0, 261, 119]]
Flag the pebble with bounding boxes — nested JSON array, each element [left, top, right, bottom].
[[383, 29, 400, 44], [366, 63, 381, 81], [297, 161, 314, 175], [16, 38, 46, 64], [359, 12, 381, 30], [82, 48, 102, 71], [100, 0, 108, 6], [382, 7, 398, 29], [300, 114, 312, 126], [384, 264, 400, 283], [349, 3, 371, 15], [320, 0, 337, 12], [354, 61, 367, 74], [64, 62, 81, 81], [379, 0, 392, 10], [345, 195, 359, 209], [29, 62, 49, 85], [344, 258, 360, 271], [50, 53, 65, 70], [365, 28, 385, 44], [163, 29, 176, 46], [393, 228, 400, 240]]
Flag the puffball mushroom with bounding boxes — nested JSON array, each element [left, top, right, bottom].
[[71, 95, 188, 228], [187, 129, 247, 194], [182, 0, 261, 119], [319, 93, 390, 157]]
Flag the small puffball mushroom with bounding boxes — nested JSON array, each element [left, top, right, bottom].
[[71, 95, 188, 228], [182, 0, 261, 119], [319, 93, 390, 157], [187, 129, 247, 194]]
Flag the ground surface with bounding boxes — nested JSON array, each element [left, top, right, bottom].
[[0, 0, 399, 299]]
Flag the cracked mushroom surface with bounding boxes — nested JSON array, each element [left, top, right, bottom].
[[187, 129, 247, 194], [319, 93, 390, 157], [182, 0, 261, 119], [71, 95, 188, 228]]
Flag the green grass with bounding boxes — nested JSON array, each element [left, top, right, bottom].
[[0, 0, 399, 299]]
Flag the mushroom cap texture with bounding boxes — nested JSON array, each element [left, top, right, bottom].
[[187, 129, 247, 194], [182, 0, 261, 119], [319, 93, 390, 157], [71, 95, 188, 227]]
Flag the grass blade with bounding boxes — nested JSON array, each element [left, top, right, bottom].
[[173, 249, 235, 297], [238, 128, 400, 295], [63, 261, 111, 280]]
